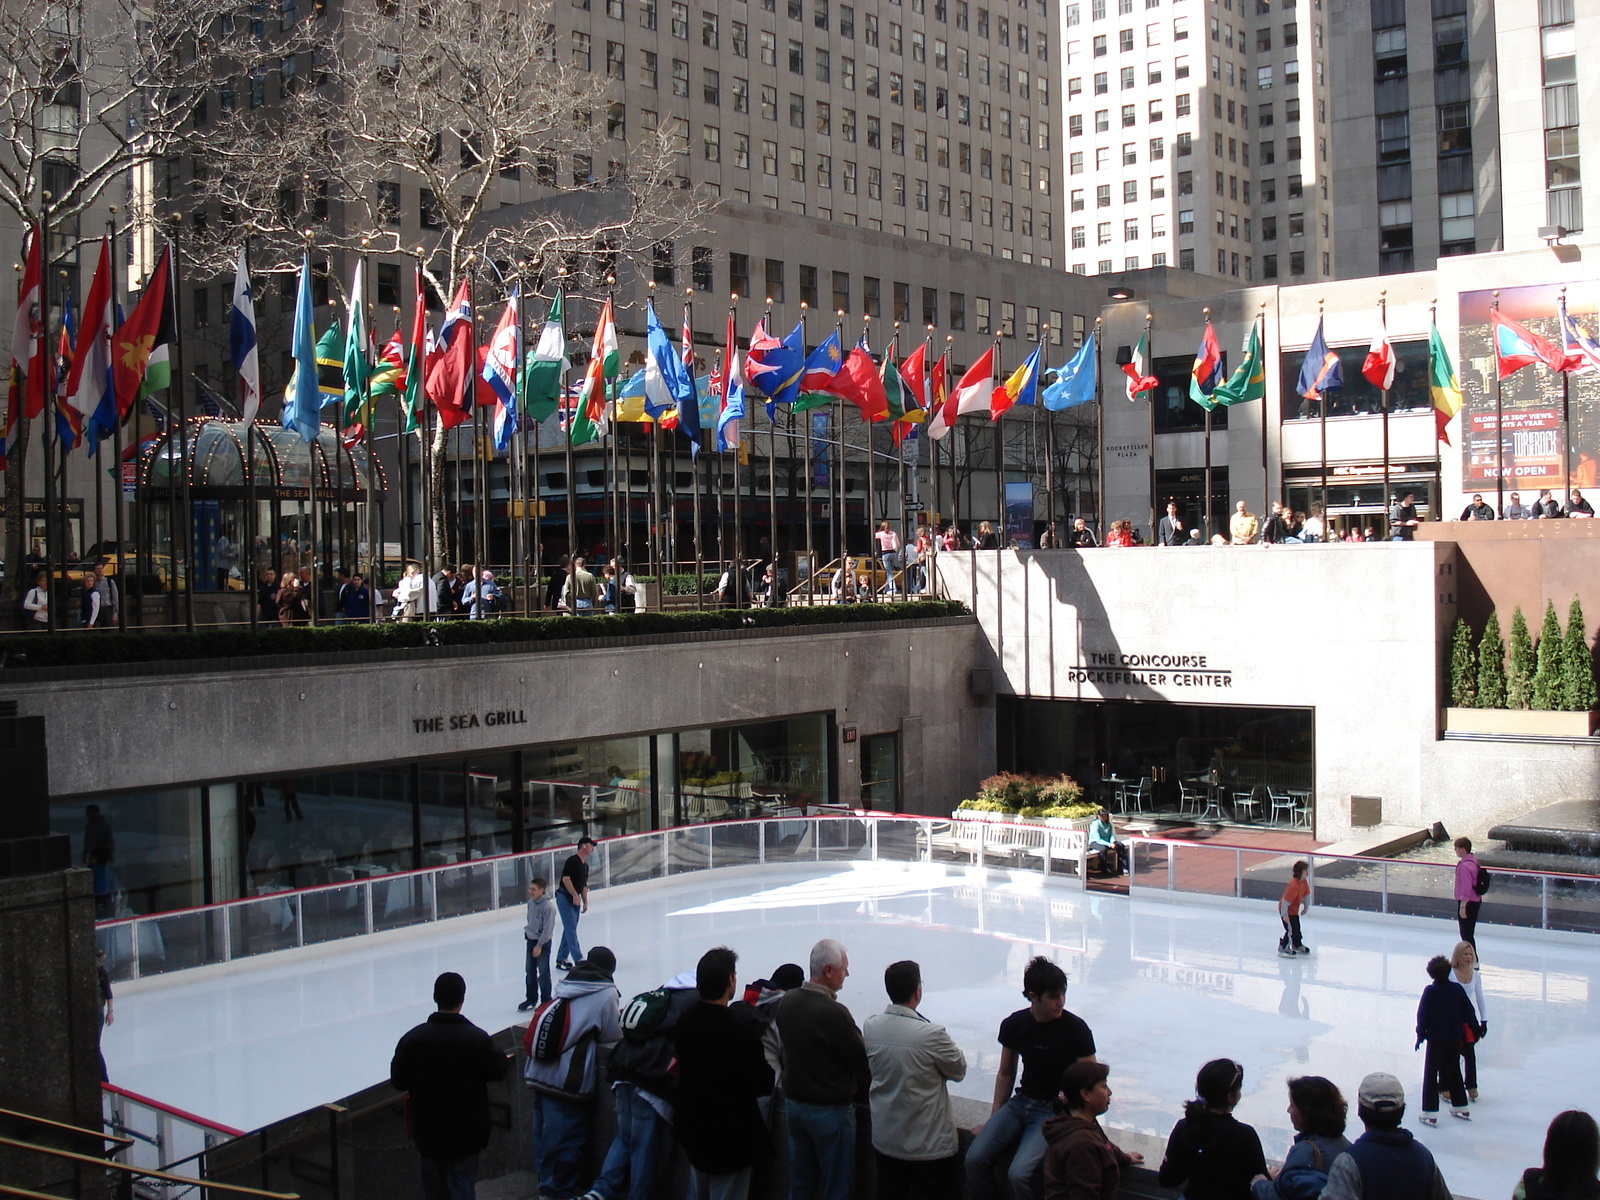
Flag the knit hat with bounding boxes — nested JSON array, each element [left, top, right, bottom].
[[771, 963, 804, 990]]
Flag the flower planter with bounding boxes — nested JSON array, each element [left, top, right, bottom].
[[1444, 707, 1600, 737]]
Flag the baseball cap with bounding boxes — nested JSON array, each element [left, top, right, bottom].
[[1358, 1072, 1405, 1112]]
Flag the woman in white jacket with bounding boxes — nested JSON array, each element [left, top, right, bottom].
[[1450, 940, 1487, 1101], [23, 569, 49, 626], [392, 563, 424, 620]]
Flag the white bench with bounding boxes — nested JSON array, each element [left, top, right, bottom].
[[928, 814, 1089, 887]]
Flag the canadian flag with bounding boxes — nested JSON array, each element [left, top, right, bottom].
[[1361, 306, 1396, 391]]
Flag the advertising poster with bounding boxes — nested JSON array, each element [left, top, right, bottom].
[[1004, 481, 1034, 548], [1458, 282, 1600, 492]]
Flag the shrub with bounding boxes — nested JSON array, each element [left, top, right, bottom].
[[1476, 611, 1507, 710], [1561, 596, 1598, 713], [1531, 600, 1564, 710], [1038, 774, 1086, 808], [1017, 801, 1100, 820], [1507, 607, 1535, 710], [1448, 617, 1476, 708], [955, 798, 1018, 814], [977, 772, 1046, 811]]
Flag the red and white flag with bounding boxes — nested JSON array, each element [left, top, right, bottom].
[[953, 346, 996, 420], [1361, 306, 1396, 391]]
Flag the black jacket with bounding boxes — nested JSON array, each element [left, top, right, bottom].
[[608, 983, 700, 1096], [1416, 979, 1477, 1045], [1157, 1108, 1268, 1200], [774, 982, 868, 1106], [673, 1001, 775, 1175], [390, 1012, 509, 1161]]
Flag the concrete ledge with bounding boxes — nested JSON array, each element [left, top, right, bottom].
[[1316, 824, 1432, 858]]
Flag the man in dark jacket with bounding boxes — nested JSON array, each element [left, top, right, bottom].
[[675, 946, 775, 1200], [390, 972, 510, 1200], [1318, 1073, 1452, 1199], [774, 939, 868, 1200]]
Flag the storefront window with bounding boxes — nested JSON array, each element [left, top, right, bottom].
[[54, 789, 206, 917], [525, 736, 653, 842], [674, 714, 830, 823], [860, 733, 899, 810], [1279, 339, 1431, 420], [242, 766, 416, 894]]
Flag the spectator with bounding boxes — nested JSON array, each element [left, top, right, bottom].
[[519, 877, 556, 1013], [81, 560, 119, 627], [731, 962, 805, 1093], [257, 568, 279, 624], [556, 837, 596, 970], [545, 554, 571, 610], [1388, 493, 1421, 541], [562, 556, 600, 612], [1041, 1061, 1143, 1200], [1261, 502, 1292, 545], [523, 947, 623, 1200], [1449, 940, 1487, 1101], [1460, 494, 1497, 521], [584, 967, 702, 1200], [1229, 502, 1258, 545], [1249, 1075, 1350, 1200], [675, 947, 776, 1200], [975, 521, 999, 550], [1301, 505, 1327, 543], [875, 521, 902, 593], [393, 564, 424, 621], [277, 573, 310, 625], [967, 956, 1096, 1200], [610, 559, 638, 611], [1533, 489, 1565, 519], [774, 938, 869, 1200], [1038, 522, 1060, 549], [1415, 954, 1475, 1124], [1453, 836, 1483, 951], [95, 947, 114, 1082], [1158, 503, 1187, 546], [1568, 490, 1595, 518], [1317, 1072, 1452, 1199], [390, 972, 510, 1200], [463, 569, 503, 619], [1504, 492, 1533, 520], [863, 960, 968, 1200], [1514, 1110, 1600, 1200], [21, 569, 49, 626], [1070, 519, 1098, 548], [1087, 808, 1124, 877], [83, 804, 117, 917], [1187, 529, 1205, 546], [1158, 1057, 1268, 1197], [1105, 520, 1134, 548]]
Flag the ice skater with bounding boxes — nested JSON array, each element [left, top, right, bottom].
[[1278, 861, 1311, 957], [1415, 955, 1476, 1124]]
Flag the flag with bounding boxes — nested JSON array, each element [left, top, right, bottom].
[[483, 289, 521, 452], [927, 353, 958, 440], [112, 245, 172, 419], [1430, 322, 1462, 445], [1557, 296, 1600, 374], [1361, 306, 1396, 391], [991, 345, 1041, 419], [370, 326, 405, 398], [342, 261, 371, 429], [681, 302, 694, 367], [524, 289, 566, 424], [1189, 321, 1224, 411], [282, 254, 322, 443], [316, 324, 344, 407], [426, 277, 474, 430], [823, 345, 891, 421], [1296, 317, 1342, 399], [1043, 334, 1099, 410], [794, 329, 846, 412], [716, 312, 746, 451], [676, 350, 704, 457], [66, 237, 116, 454], [899, 343, 928, 417], [1210, 317, 1266, 407], [230, 247, 261, 424], [401, 266, 428, 435], [880, 340, 907, 423], [569, 297, 618, 445], [1491, 309, 1563, 379], [1122, 331, 1157, 401], [747, 319, 806, 416], [643, 300, 694, 423], [55, 290, 84, 451], [10, 222, 46, 421], [952, 346, 996, 421]]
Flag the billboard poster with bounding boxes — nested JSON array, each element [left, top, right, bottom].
[[1004, 481, 1034, 548], [1458, 283, 1600, 493]]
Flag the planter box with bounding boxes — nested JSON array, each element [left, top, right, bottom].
[[634, 581, 660, 612], [1444, 707, 1600, 737]]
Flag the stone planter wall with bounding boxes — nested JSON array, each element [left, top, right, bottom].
[[1444, 707, 1600, 738]]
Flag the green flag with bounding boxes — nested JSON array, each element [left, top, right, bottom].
[[523, 289, 566, 424], [342, 261, 371, 428], [1211, 317, 1266, 407], [793, 391, 835, 413], [881, 344, 906, 421], [316, 323, 344, 412]]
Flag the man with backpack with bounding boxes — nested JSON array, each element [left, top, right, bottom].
[[1452, 836, 1488, 952], [524, 947, 623, 1200], [577, 969, 702, 1200]]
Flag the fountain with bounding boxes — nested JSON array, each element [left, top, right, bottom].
[[1486, 799, 1600, 875]]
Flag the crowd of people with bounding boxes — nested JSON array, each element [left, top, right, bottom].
[[389, 917, 1598, 1200]]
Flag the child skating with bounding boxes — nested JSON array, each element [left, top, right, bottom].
[[1278, 860, 1311, 956]]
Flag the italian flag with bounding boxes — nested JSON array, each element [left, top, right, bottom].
[[568, 298, 618, 445], [1123, 330, 1157, 401]]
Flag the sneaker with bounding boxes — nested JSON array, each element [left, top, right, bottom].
[[517, 1000, 535, 1012], [1451, 1109, 1472, 1121], [555, 960, 573, 971], [1419, 1115, 1438, 1126]]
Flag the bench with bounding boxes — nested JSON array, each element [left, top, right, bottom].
[[928, 814, 1089, 887]]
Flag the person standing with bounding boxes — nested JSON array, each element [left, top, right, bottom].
[[1317, 1073, 1452, 1199], [675, 947, 777, 1200], [774, 938, 869, 1200], [561, 556, 600, 612], [1453, 836, 1484, 951], [95, 948, 114, 1082], [1514, 1110, 1600, 1200], [862, 959, 967, 1200], [875, 521, 901, 594], [1157, 1058, 1268, 1197], [556, 838, 596, 970], [81, 560, 119, 627], [1277, 861, 1311, 957], [1041, 1061, 1143, 1200], [22, 569, 49, 626], [967, 957, 1097, 1200], [1158, 503, 1186, 546], [390, 972, 511, 1200], [1449, 941, 1487, 1101], [1229, 502, 1258, 546], [1388, 492, 1421, 540], [519, 877, 557, 1013], [257, 568, 279, 624], [1415, 955, 1476, 1124]]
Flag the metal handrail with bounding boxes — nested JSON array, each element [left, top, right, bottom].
[[0, 1103, 133, 1148], [0, 1135, 298, 1198]]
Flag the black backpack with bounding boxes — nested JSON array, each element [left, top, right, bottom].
[[620, 987, 673, 1046], [1474, 865, 1493, 895]]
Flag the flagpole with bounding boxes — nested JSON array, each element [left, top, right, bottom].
[[1379, 290, 1392, 526], [1199, 308, 1212, 542], [946, 335, 957, 542], [1560, 286, 1573, 502], [1318, 299, 1329, 524], [992, 337, 1005, 550], [1041, 329, 1053, 537], [1094, 317, 1105, 538], [417, 252, 435, 620], [767, 306, 778, 589], [528, 283, 541, 612], [800, 302, 812, 593], [1258, 301, 1270, 514], [1492, 291, 1505, 518], [361, 240, 380, 601], [106, 210, 125, 629], [240, 237, 258, 633], [170, 218, 195, 631], [37, 206, 59, 630], [727, 300, 743, 608], [1143, 311, 1156, 537], [833, 312, 845, 571]]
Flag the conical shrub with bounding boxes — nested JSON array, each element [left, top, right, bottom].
[[1449, 618, 1477, 707], [1561, 596, 1598, 712], [1531, 600, 1564, 710], [1507, 607, 1535, 710], [1476, 611, 1507, 710]]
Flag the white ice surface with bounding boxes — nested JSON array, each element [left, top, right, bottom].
[[107, 860, 1600, 1199]]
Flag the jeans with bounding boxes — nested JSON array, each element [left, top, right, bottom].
[[526, 938, 552, 1006], [418, 1153, 479, 1200], [594, 1082, 670, 1200], [965, 1094, 1055, 1200], [556, 891, 583, 965], [690, 1166, 753, 1200], [532, 1091, 593, 1199], [879, 552, 899, 591], [785, 1099, 855, 1200]]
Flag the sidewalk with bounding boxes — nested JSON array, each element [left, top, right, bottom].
[[1088, 819, 1327, 895]]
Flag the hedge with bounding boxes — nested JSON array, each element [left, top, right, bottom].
[[0, 600, 969, 670]]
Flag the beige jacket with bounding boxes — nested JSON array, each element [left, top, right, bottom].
[[1229, 512, 1259, 544], [862, 1003, 967, 1161]]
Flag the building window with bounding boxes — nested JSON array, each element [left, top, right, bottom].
[[894, 282, 911, 323]]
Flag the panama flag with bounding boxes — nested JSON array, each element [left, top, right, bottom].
[[65, 236, 115, 455], [230, 247, 261, 424], [1361, 306, 1396, 391], [1188, 321, 1224, 411], [483, 289, 521, 452], [1557, 295, 1600, 374], [1491, 309, 1563, 379], [1122, 330, 1158, 401]]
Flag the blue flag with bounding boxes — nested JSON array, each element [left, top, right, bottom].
[[643, 300, 695, 421], [1296, 317, 1342, 400], [1042, 334, 1098, 410], [283, 254, 322, 443]]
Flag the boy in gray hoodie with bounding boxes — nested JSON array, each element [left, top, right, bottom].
[[520, 877, 558, 1013]]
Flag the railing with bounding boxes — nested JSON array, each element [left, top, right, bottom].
[[1127, 836, 1600, 934], [104, 1083, 246, 1188]]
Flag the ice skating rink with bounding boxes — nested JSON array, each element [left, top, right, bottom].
[[107, 860, 1600, 1197]]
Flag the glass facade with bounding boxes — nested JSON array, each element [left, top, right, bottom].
[[57, 713, 832, 919]]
